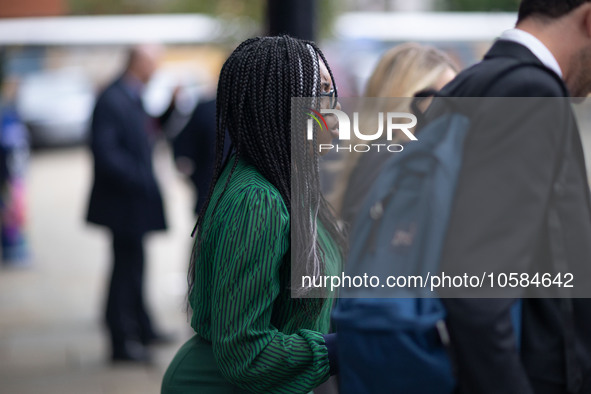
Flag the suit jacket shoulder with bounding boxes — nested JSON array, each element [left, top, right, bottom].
[[93, 78, 130, 115], [441, 40, 567, 98]]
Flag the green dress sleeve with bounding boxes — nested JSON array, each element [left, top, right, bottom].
[[209, 185, 331, 393]]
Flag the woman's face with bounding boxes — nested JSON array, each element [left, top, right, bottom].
[[317, 58, 340, 153]]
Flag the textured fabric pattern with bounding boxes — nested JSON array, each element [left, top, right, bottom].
[[189, 157, 338, 393]]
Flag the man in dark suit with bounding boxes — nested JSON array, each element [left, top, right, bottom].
[[434, 1, 591, 393], [87, 45, 174, 362]]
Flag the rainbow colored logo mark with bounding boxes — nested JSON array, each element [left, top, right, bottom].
[[306, 109, 328, 130]]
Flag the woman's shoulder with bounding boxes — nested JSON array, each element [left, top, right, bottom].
[[225, 160, 283, 199], [230, 159, 279, 189], [210, 158, 289, 223]]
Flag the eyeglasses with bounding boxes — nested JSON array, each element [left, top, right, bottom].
[[319, 88, 337, 109]]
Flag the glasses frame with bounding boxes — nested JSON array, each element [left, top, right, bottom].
[[319, 88, 337, 109]]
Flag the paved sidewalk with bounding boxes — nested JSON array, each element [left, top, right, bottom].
[[0, 145, 195, 394]]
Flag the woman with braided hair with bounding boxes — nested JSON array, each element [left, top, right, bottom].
[[161, 36, 345, 394]]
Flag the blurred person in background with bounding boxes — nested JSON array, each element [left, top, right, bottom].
[[0, 77, 30, 267], [173, 97, 231, 216], [331, 43, 458, 227], [161, 36, 345, 394], [86, 44, 175, 363]]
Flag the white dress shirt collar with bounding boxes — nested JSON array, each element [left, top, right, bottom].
[[498, 28, 563, 77]]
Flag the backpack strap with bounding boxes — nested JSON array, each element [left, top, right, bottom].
[[412, 60, 568, 125]]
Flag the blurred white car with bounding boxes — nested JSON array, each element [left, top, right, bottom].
[[142, 65, 213, 118], [16, 68, 95, 148], [16, 64, 213, 147]]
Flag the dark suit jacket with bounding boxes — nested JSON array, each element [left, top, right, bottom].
[[435, 40, 591, 393], [86, 76, 167, 236]]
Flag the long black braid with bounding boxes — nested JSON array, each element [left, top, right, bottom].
[[188, 36, 346, 312]]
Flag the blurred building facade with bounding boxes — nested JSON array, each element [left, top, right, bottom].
[[0, 0, 66, 17], [345, 0, 436, 12]]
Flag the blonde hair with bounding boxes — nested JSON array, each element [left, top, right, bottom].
[[331, 43, 458, 217], [364, 43, 458, 98]]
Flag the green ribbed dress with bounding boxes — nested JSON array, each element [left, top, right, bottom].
[[162, 158, 340, 394]]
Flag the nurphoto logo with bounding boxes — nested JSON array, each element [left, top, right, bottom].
[[306, 109, 418, 153]]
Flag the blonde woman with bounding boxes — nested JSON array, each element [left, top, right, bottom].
[[333, 43, 459, 227]]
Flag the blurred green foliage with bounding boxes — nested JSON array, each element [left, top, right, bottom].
[[67, 0, 338, 39], [437, 0, 519, 11], [67, 0, 266, 20]]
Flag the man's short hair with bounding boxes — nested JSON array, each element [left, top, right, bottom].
[[518, 0, 591, 23]]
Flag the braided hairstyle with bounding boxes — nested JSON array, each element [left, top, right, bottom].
[[188, 36, 346, 306]]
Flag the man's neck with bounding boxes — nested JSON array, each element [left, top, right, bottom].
[[122, 72, 145, 95], [499, 27, 563, 77], [516, 20, 571, 78]]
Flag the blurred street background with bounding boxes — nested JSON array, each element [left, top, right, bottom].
[[2, 0, 591, 393], [0, 144, 194, 393]]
